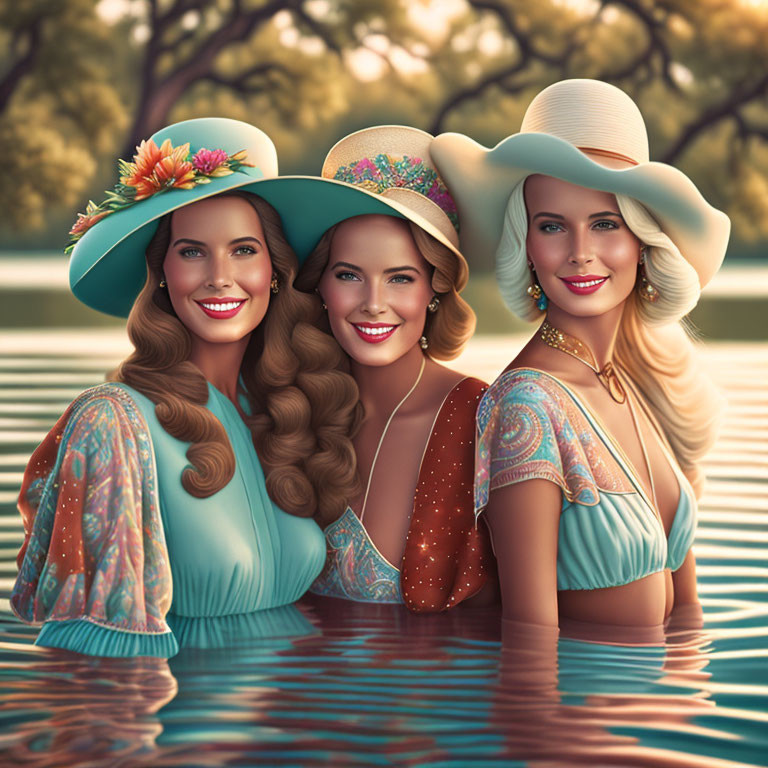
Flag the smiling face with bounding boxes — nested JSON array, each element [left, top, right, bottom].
[[317, 214, 434, 367], [524, 175, 642, 319], [163, 195, 273, 347]]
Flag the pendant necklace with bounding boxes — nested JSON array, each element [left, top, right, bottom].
[[359, 355, 426, 522], [540, 320, 626, 404], [539, 319, 661, 518]]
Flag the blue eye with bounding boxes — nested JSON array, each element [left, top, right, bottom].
[[180, 247, 203, 258], [389, 274, 414, 284], [334, 271, 360, 281], [539, 222, 563, 233], [593, 219, 619, 230]]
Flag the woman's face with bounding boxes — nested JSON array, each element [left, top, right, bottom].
[[163, 196, 273, 345], [524, 175, 641, 319], [317, 214, 434, 367]]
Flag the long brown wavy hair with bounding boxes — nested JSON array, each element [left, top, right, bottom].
[[108, 191, 359, 522], [294, 217, 476, 361]]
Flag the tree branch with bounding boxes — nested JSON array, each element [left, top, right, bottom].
[[0, 16, 43, 113], [661, 73, 768, 163]]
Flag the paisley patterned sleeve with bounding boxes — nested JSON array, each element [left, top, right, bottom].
[[474, 371, 602, 517], [10, 384, 177, 658]]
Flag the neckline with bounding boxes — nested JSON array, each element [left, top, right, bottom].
[[501, 367, 693, 537], [346, 375, 472, 567], [329, 506, 402, 573]]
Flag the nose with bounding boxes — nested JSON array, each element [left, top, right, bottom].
[[206, 253, 234, 289], [568, 227, 595, 266], [361, 279, 386, 315]]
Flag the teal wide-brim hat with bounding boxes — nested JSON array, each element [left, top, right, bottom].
[[431, 79, 731, 288], [70, 119, 465, 316]]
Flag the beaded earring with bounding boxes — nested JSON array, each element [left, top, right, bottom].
[[526, 261, 548, 311], [638, 249, 659, 303], [270, 274, 279, 294]]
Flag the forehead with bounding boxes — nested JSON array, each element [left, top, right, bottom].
[[328, 214, 428, 270], [523, 174, 620, 215], [170, 195, 264, 239]]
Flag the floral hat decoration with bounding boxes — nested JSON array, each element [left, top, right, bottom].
[[68, 117, 279, 317]]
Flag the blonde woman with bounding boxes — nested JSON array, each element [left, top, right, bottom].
[[432, 80, 730, 631]]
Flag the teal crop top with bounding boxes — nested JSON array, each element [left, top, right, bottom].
[[474, 368, 696, 591]]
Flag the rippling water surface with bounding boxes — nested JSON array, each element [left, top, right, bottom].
[[1, 331, 766, 767]]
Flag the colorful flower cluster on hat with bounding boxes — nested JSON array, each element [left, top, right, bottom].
[[65, 139, 254, 253], [333, 154, 459, 232]]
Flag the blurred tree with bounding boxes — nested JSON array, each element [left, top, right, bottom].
[[417, 0, 768, 262], [0, 0, 127, 229], [2, 0, 768, 256]]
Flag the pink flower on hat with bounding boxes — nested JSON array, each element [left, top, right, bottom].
[[192, 148, 229, 175]]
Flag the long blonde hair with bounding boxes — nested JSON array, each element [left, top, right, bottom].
[[496, 179, 722, 495]]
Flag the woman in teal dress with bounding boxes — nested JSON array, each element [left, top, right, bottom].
[[10, 118, 358, 657]]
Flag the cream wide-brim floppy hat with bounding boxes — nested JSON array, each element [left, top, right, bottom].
[[431, 79, 730, 289]]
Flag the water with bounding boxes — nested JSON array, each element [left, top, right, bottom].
[[1, 331, 767, 767]]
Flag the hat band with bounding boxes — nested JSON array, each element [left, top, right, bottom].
[[576, 146, 639, 166], [329, 154, 459, 232]]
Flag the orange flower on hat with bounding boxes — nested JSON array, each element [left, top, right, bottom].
[[69, 201, 111, 237], [120, 138, 196, 200]]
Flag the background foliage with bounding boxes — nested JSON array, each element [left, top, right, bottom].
[[2, 0, 768, 264]]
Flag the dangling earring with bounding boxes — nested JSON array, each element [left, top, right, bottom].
[[638, 248, 659, 303], [419, 335, 429, 350], [427, 296, 440, 313], [270, 274, 279, 294], [159, 279, 167, 288], [526, 261, 547, 311]]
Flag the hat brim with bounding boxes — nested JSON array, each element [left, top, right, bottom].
[[71, 174, 464, 317], [431, 131, 730, 287]]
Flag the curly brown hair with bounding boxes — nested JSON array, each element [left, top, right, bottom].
[[108, 191, 359, 523], [294, 217, 476, 361]]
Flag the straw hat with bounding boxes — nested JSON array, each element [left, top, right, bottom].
[[253, 125, 466, 278], [431, 79, 730, 287]]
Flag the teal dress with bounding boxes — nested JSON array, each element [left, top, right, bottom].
[[11, 382, 325, 657]]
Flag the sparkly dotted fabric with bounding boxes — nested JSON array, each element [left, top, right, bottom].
[[402, 377, 493, 611], [311, 377, 493, 611], [11, 384, 172, 636]]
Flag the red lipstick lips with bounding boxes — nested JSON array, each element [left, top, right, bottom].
[[560, 274, 609, 295], [195, 297, 246, 319], [351, 321, 399, 344]]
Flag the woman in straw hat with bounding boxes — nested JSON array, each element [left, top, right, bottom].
[[11, 118, 359, 656], [292, 126, 495, 611], [431, 79, 730, 630]]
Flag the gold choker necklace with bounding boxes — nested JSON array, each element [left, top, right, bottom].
[[540, 320, 626, 404]]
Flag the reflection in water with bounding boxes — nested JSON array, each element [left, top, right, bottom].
[[0, 337, 766, 766], [0, 648, 177, 766]]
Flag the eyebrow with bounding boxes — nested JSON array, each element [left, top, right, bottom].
[[331, 261, 421, 275], [171, 236, 262, 247], [531, 210, 622, 221]]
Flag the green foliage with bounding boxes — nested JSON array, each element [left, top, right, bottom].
[[2, 0, 768, 257]]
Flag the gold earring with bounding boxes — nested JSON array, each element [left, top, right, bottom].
[[427, 296, 440, 313], [419, 335, 429, 350], [159, 279, 167, 288], [270, 274, 279, 294]]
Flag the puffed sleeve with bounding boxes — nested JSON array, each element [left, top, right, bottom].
[[474, 371, 603, 517], [11, 384, 178, 658]]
